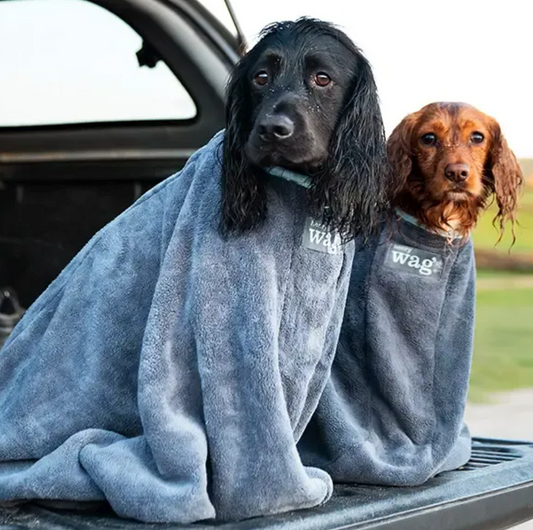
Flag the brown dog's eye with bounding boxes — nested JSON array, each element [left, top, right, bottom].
[[254, 71, 269, 86], [471, 132, 485, 144], [420, 133, 437, 146], [315, 73, 331, 87]]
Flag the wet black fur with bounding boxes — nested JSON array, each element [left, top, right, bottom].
[[221, 18, 395, 242]]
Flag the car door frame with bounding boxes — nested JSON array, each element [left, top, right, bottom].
[[0, 0, 240, 183]]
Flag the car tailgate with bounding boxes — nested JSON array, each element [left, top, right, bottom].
[[1, 438, 533, 530]]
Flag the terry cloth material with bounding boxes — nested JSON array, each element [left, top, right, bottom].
[[0, 131, 355, 523], [299, 215, 475, 486]]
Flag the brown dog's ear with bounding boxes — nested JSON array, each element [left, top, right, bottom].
[[487, 122, 523, 240], [386, 113, 419, 190]]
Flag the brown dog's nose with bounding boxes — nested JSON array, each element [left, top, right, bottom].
[[445, 163, 470, 183]]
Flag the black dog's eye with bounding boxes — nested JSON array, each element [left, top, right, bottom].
[[471, 131, 485, 144], [315, 72, 331, 87], [420, 133, 437, 146], [254, 71, 269, 86]]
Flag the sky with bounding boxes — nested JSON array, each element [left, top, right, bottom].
[[203, 0, 533, 158], [1, 0, 532, 158]]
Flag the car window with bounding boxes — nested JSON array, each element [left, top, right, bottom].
[[0, 0, 197, 127]]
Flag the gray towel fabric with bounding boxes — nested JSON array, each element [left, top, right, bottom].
[[299, 215, 474, 486], [0, 131, 355, 523]]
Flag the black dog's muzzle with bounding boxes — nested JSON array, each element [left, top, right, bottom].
[[258, 114, 295, 142]]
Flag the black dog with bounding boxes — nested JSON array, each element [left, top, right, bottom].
[[0, 18, 398, 524], [222, 18, 393, 240]]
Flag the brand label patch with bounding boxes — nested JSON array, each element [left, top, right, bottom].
[[302, 217, 342, 255], [384, 243, 444, 279]]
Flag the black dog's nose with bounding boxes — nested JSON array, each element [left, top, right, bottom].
[[258, 115, 295, 141], [445, 163, 470, 183]]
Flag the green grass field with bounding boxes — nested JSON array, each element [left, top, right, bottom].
[[473, 187, 533, 253], [468, 186, 533, 401], [469, 281, 533, 401]]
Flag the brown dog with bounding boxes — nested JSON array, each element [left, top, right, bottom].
[[387, 102, 523, 240]]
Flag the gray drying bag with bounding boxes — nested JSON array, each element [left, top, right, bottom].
[[0, 132, 355, 523], [299, 216, 475, 486]]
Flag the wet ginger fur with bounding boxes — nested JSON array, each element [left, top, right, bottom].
[[387, 102, 523, 242]]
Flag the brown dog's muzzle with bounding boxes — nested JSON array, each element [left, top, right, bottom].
[[445, 163, 470, 183]]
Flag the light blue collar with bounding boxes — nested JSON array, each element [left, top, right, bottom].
[[265, 166, 312, 189], [396, 208, 463, 239]]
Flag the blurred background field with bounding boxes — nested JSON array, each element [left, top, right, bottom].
[[469, 171, 533, 402]]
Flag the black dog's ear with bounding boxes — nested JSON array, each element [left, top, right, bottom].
[[309, 53, 393, 242], [220, 58, 267, 235]]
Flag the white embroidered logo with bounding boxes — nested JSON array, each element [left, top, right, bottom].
[[302, 218, 342, 255], [386, 244, 443, 278]]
